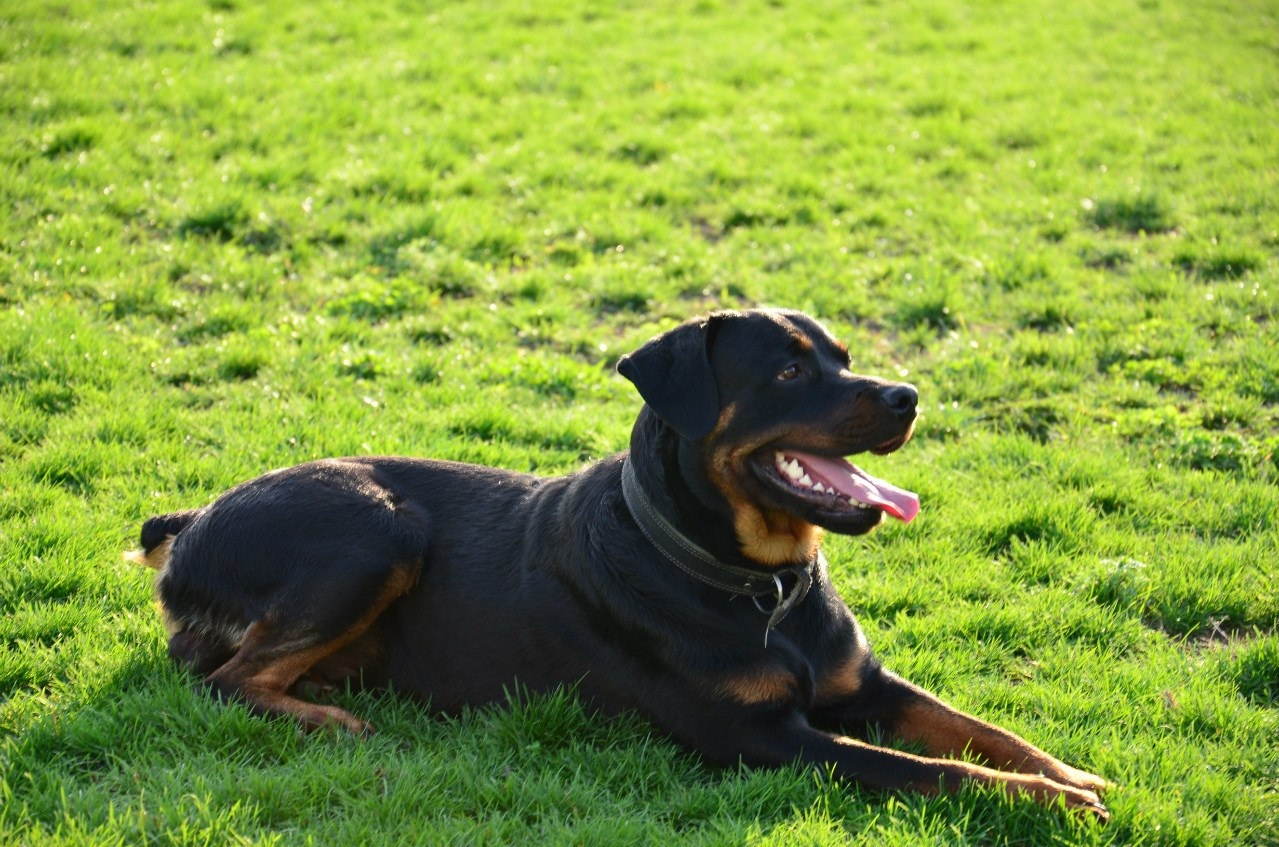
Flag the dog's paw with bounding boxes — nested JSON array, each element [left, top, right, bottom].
[[1053, 764, 1114, 795], [294, 703, 376, 737], [333, 712, 376, 737], [1050, 781, 1110, 822], [1076, 797, 1110, 822], [1005, 774, 1110, 822]]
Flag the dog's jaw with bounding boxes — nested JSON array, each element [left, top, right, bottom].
[[700, 419, 917, 565], [689, 425, 922, 553], [769, 451, 919, 524]]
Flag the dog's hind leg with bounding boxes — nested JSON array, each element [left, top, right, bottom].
[[168, 630, 235, 677], [202, 563, 419, 735]]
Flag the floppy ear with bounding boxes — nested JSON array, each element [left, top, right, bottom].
[[616, 316, 721, 440]]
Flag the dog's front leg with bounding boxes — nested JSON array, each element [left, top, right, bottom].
[[704, 709, 1108, 818], [817, 662, 1112, 798], [883, 670, 1111, 795]]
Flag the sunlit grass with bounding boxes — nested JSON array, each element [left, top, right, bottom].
[[2, 0, 1276, 844]]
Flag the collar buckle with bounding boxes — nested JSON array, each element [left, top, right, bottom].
[[752, 566, 816, 648]]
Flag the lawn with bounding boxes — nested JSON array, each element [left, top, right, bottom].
[[1, 0, 1277, 844]]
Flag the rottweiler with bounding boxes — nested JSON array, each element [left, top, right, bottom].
[[128, 308, 1110, 818]]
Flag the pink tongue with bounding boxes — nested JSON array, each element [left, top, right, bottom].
[[790, 451, 920, 524]]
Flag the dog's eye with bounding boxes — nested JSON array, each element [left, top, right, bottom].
[[777, 364, 801, 381]]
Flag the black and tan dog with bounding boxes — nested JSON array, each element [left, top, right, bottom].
[[128, 308, 1110, 817]]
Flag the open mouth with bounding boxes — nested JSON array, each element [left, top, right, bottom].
[[770, 450, 920, 524]]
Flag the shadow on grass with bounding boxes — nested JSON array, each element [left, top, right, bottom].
[[0, 648, 1122, 846]]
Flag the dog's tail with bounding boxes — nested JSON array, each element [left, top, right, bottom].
[[123, 509, 201, 570]]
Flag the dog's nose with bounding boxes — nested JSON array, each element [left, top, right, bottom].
[[881, 383, 918, 416]]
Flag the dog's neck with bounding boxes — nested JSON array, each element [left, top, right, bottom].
[[619, 456, 819, 646], [628, 410, 740, 555]]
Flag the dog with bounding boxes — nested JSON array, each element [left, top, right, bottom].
[[128, 308, 1110, 818]]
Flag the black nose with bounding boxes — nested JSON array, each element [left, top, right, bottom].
[[880, 383, 918, 416]]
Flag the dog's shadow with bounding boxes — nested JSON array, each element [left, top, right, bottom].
[[8, 653, 1084, 840]]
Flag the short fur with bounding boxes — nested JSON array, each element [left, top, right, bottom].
[[130, 308, 1110, 818]]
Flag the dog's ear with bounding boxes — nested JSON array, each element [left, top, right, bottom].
[[616, 316, 722, 440]]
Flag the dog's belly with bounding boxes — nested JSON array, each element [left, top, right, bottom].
[[376, 583, 592, 712]]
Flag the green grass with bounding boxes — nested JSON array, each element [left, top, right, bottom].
[[2, 0, 1277, 843]]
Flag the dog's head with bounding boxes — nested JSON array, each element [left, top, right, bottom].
[[617, 309, 918, 565]]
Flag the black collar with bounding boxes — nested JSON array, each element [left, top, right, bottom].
[[620, 458, 821, 647]]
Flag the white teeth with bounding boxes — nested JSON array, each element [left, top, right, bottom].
[[775, 454, 803, 481], [775, 454, 828, 495]]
